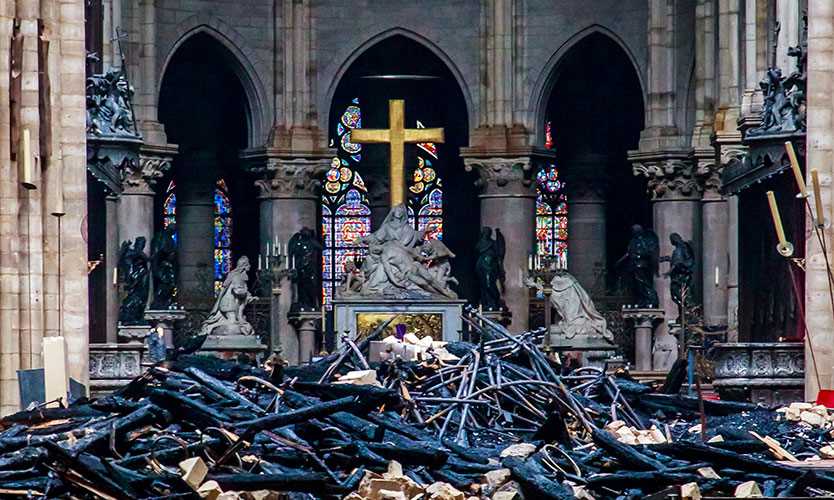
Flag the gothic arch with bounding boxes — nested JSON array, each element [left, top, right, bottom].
[[322, 27, 475, 132], [158, 17, 270, 147], [529, 25, 646, 145]]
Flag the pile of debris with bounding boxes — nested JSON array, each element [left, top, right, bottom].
[[3, 312, 834, 498]]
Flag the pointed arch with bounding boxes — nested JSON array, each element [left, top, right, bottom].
[[158, 19, 270, 147], [322, 27, 474, 131], [529, 25, 646, 146]]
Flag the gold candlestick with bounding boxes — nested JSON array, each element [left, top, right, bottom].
[[785, 141, 807, 197], [767, 191, 794, 257], [812, 168, 826, 228], [20, 128, 36, 190], [50, 166, 65, 217]]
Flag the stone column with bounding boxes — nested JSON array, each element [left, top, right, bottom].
[[176, 159, 214, 311], [698, 164, 729, 329], [726, 194, 740, 341], [463, 150, 554, 332], [248, 152, 329, 362], [564, 154, 608, 293], [804, 0, 834, 399], [105, 196, 120, 343], [632, 156, 703, 327]]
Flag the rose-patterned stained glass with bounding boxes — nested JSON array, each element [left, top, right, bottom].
[[322, 99, 371, 305], [536, 128, 568, 267], [214, 179, 233, 295], [408, 121, 443, 240]]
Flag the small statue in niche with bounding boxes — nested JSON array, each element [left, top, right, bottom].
[[288, 227, 323, 310], [474, 226, 506, 310], [201, 256, 255, 336], [150, 226, 178, 310], [118, 237, 151, 325], [617, 224, 660, 308], [660, 232, 696, 309]]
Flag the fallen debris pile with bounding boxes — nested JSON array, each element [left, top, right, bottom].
[[3, 312, 834, 498]]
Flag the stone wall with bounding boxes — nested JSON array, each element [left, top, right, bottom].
[[0, 0, 88, 415]]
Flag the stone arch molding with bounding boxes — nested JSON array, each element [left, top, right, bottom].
[[322, 27, 475, 133], [528, 24, 647, 145], [158, 14, 271, 147]]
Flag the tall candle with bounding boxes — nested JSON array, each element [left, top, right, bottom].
[[112, 267, 118, 285], [766, 191, 788, 247], [20, 128, 35, 190], [258, 254, 262, 270], [266, 242, 270, 257], [714, 266, 719, 287], [785, 141, 807, 197], [51, 166, 65, 216], [812, 168, 825, 227]]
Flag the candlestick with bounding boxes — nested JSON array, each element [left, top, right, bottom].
[[812, 168, 825, 227], [112, 267, 118, 285], [258, 254, 262, 270], [20, 128, 35, 190], [51, 166, 65, 216], [528, 254, 533, 271], [785, 141, 807, 197], [714, 266, 719, 287], [274, 236, 279, 252], [767, 191, 793, 256], [266, 242, 270, 257]]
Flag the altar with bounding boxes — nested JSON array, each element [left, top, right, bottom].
[[333, 297, 465, 344]]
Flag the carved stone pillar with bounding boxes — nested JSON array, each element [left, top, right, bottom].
[[563, 154, 608, 293], [118, 148, 172, 257], [245, 149, 330, 362], [697, 159, 730, 330], [632, 154, 702, 365], [462, 149, 555, 332]]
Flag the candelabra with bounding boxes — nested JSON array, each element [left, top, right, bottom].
[[256, 242, 295, 295], [524, 253, 564, 352]]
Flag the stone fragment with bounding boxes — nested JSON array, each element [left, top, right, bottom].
[[800, 410, 825, 427], [426, 481, 465, 500], [483, 468, 511, 494], [820, 444, 834, 459], [734, 480, 762, 498], [790, 402, 814, 410], [697, 467, 721, 479], [499, 443, 537, 458], [707, 435, 724, 443], [681, 482, 701, 500], [377, 490, 407, 500], [196, 480, 222, 500], [179, 456, 208, 490]]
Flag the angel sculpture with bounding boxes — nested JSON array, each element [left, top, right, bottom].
[[288, 227, 323, 309], [475, 226, 506, 310], [117, 237, 150, 324], [617, 224, 660, 308], [660, 232, 695, 309]]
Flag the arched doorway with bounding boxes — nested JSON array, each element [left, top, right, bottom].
[[324, 35, 478, 303], [541, 33, 647, 297], [157, 33, 260, 312]]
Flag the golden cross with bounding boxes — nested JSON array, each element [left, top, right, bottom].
[[350, 99, 444, 207]]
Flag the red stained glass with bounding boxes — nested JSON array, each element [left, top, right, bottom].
[[535, 130, 568, 262]]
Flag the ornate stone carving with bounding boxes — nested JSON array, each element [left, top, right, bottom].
[[711, 342, 804, 405], [632, 158, 702, 200], [121, 154, 171, 194], [253, 158, 330, 199], [89, 348, 142, 380], [201, 256, 256, 336], [86, 67, 139, 138], [464, 157, 534, 194], [695, 162, 723, 196]]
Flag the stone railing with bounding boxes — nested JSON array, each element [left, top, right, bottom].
[[709, 342, 804, 406]]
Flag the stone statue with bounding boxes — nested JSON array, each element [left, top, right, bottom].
[[617, 224, 660, 308], [118, 237, 150, 325], [421, 239, 458, 290], [347, 204, 457, 299], [85, 68, 138, 137], [549, 270, 614, 343], [475, 227, 505, 310], [200, 256, 255, 336], [150, 226, 177, 310], [661, 233, 696, 309], [339, 258, 365, 296], [288, 227, 323, 310]]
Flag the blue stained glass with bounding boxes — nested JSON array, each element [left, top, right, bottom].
[[213, 179, 233, 294], [535, 135, 568, 262]]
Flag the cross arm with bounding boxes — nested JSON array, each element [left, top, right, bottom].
[[404, 128, 445, 144], [350, 129, 390, 143]]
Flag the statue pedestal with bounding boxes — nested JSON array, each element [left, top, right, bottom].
[[548, 329, 618, 369], [117, 324, 150, 345], [199, 335, 268, 362], [622, 307, 666, 371], [287, 310, 322, 364], [144, 309, 186, 349], [333, 298, 465, 344]]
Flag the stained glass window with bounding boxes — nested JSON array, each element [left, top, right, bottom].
[[214, 179, 233, 295], [536, 121, 568, 266], [408, 121, 443, 240], [163, 180, 177, 243], [322, 98, 371, 305]]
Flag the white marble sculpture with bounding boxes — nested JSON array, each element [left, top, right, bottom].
[[528, 270, 614, 344], [342, 204, 457, 299], [201, 256, 255, 336]]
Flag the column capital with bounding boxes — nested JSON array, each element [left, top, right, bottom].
[[461, 147, 555, 196], [630, 150, 702, 201], [244, 148, 333, 200], [121, 144, 176, 195]]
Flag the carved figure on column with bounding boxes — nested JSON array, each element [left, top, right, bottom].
[[118, 238, 151, 325], [475, 227, 506, 310], [617, 225, 660, 308], [85, 68, 138, 137], [201, 256, 255, 336], [661, 233, 696, 309], [150, 226, 178, 310], [289, 227, 323, 310]]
